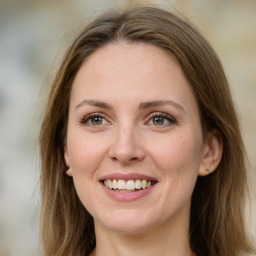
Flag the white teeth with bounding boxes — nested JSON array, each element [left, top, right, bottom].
[[135, 180, 142, 189], [141, 179, 147, 189], [112, 179, 118, 189], [117, 180, 126, 190], [103, 179, 154, 191], [126, 180, 135, 190], [108, 180, 113, 189]]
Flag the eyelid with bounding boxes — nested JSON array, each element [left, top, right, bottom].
[[78, 111, 176, 127], [145, 111, 177, 125], [79, 112, 111, 125]]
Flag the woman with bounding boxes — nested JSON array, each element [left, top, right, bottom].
[[39, 6, 255, 256]]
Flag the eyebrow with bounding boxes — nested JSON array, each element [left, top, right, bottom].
[[75, 99, 185, 112], [139, 100, 185, 112], [75, 99, 113, 110]]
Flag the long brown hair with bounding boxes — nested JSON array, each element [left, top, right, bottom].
[[39, 6, 255, 256]]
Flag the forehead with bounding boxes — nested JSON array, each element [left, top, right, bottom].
[[70, 42, 198, 111], [80, 42, 181, 79]]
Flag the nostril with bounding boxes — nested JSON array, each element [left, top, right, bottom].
[[108, 131, 146, 164], [110, 154, 145, 165]]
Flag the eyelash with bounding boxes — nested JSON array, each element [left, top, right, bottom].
[[146, 112, 177, 126], [79, 112, 177, 127], [79, 113, 110, 126]]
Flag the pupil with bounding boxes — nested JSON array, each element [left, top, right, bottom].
[[153, 117, 164, 125], [92, 117, 102, 125]]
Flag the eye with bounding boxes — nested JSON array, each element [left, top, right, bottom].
[[80, 113, 110, 126], [147, 112, 176, 127]]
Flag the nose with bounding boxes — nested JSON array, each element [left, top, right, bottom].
[[108, 125, 145, 165]]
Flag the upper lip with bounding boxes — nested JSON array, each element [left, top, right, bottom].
[[99, 173, 158, 182]]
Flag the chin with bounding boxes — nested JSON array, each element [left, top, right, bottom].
[[103, 221, 154, 235], [94, 209, 160, 234]]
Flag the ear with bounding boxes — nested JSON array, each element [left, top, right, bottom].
[[198, 130, 223, 176], [64, 146, 73, 177]]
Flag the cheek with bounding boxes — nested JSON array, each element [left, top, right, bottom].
[[148, 132, 202, 196], [149, 132, 202, 173], [67, 131, 107, 174], [66, 132, 107, 213]]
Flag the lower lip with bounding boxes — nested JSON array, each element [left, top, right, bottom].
[[100, 182, 156, 202]]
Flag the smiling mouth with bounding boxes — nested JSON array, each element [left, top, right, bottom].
[[102, 179, 157, 192]]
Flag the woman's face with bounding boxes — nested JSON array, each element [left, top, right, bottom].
[[65, 43, 210, 234]]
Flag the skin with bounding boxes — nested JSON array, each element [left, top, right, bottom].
[[64, 42, 222, 256]]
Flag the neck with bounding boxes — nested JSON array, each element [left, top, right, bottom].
[[91, 213, 194, 256]]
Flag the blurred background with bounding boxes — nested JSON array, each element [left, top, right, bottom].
[[0, 0, 255, 255]]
